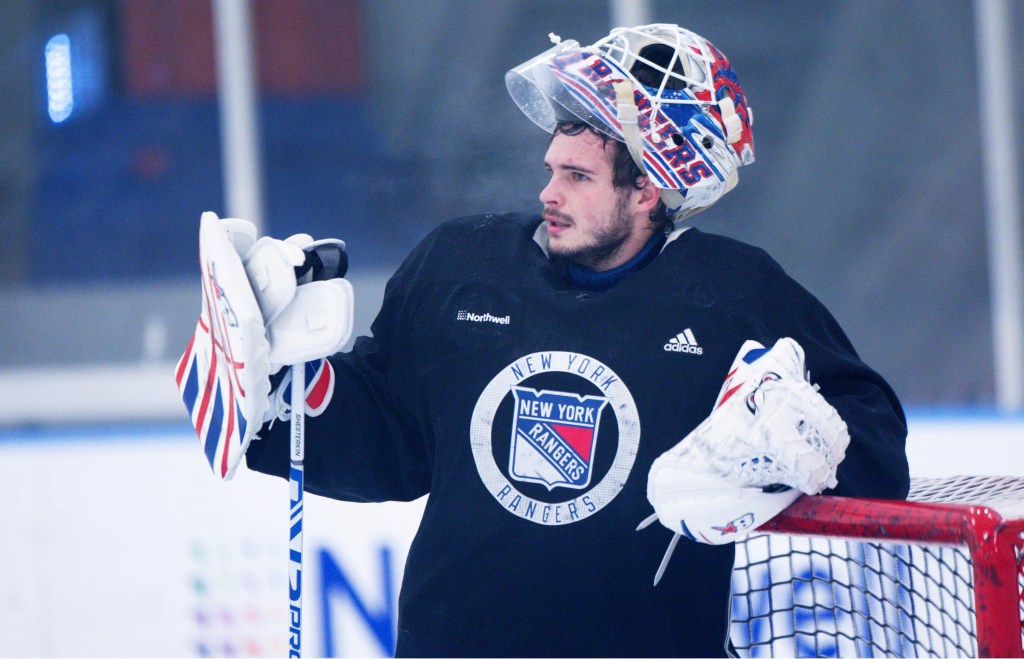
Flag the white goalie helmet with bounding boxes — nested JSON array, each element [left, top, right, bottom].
[[506, 24, 755, 221]]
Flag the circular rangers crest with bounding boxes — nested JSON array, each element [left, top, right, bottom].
[[470, 351, 641, 525]]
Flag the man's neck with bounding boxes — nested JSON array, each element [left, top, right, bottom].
[[563, 231, 667, 291]]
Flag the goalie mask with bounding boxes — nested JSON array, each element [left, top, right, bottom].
[[506, 24, 755, 221]]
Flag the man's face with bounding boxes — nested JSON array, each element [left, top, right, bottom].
[[540, 130, 653, 271]]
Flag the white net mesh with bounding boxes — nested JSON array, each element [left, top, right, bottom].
[[729, 475, 1024, 658]]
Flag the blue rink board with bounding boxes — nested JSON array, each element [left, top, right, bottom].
[[1, 407, 1021, 444]]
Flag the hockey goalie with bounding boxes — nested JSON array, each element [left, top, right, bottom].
[[170, 20, 909, 658]]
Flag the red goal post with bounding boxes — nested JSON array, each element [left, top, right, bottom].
[[730, 475, 1024, 657]]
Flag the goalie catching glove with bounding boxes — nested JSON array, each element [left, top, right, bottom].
[[175, 212, 354, 480], [639, 337, 849, 583]]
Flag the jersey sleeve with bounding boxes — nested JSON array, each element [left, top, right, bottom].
[[244, 242, 433, 503], [769, 273, 910, 501]]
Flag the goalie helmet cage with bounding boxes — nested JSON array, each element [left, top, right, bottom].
[[730, 475, 1024, 658]]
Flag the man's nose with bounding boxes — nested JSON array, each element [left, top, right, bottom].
[[539, 177, 561, 207]]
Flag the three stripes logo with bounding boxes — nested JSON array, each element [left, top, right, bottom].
[[664, 328, 703, 355]]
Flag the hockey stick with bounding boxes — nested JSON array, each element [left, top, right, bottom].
[[288, 362, 306, 658], [284, 240, 350, 657]]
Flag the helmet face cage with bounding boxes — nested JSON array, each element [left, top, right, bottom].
[[506, 24, 754, 220], [594, 26, 716, 101]]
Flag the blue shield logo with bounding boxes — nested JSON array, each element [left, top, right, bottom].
[[509, 386, 609, 490]]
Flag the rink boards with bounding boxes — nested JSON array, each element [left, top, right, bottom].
[[0, 414, 1021, 657]]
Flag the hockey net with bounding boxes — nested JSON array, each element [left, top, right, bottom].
[[730, 475, 1024, 658]]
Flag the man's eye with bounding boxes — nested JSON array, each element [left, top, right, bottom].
[[571, 172, 588, 182]]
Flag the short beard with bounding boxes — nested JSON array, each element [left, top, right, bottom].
[[552, 191, 635, 271]]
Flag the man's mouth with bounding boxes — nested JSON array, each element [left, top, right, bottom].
[[543, 210, 572, 234]]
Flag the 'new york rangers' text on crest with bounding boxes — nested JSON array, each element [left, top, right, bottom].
[[510, 386, 609, 490], [471, 351, 641, 526]]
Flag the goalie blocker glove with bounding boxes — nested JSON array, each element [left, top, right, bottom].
[[176, 212, 354, 480], [640, 337, 850, 583], [176, 212, 272, 480]]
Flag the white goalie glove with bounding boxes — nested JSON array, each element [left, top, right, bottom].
[[175, 212, 354, 480], [673, 337, 850, 497], [640, 337, 850, 582]]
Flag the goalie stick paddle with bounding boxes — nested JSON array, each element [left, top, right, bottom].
[[288, 362, 305, 658]]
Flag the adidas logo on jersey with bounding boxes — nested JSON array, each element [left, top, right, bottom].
[[664, 329, 703, 355]]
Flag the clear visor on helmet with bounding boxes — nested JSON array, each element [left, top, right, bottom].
[[505, 40, 620, 141], [506, 27, 718, 143]]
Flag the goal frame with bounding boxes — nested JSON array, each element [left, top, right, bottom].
[[734, 489, 1024, 657]]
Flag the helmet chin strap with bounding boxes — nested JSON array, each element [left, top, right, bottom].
[[612, 80, 647, 171]]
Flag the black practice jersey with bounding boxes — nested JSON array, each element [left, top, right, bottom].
[[247, 213, 909, 657]]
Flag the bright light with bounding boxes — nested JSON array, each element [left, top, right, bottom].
[[45, 34, 74, 123]]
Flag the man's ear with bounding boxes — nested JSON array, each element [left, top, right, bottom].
[[634, 177, 661, 215]]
